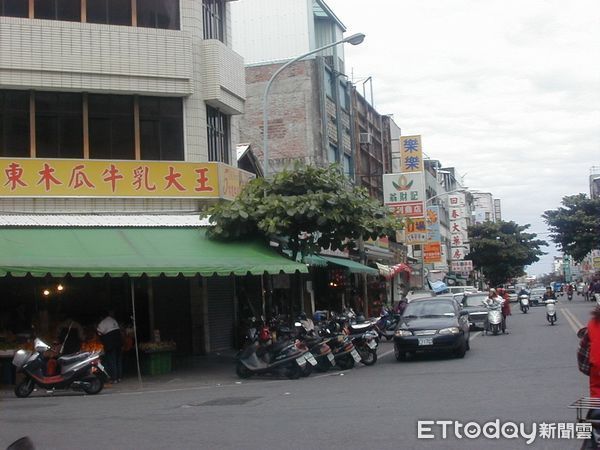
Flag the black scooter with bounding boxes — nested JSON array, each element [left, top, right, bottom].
[[235, 337, 311, 380], [12, 338, 108, 398]]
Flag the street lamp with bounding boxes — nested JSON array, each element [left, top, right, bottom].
[[262, 33, 366, 177], [425, 188, 469, 204]]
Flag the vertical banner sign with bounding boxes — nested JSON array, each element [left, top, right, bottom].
[[383, 172, 425, 218], [399, 135, 423, 172], [426, 206, 441, 242], [448, 192, 471, 267], [424, 242, 442, 263]]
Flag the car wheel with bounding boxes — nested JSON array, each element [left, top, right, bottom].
[[454, 341, 467, 358], [394, 345, 407, 362]]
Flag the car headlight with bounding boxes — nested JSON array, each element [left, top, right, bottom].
[[395, 329, 413, 337], [438, 327, 460, 335]]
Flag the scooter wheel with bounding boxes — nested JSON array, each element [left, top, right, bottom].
[[82, 374, 104, 395], [14, 378, 34, 398], [301, 363, 313, 377], [285, 364, 302, 380], [235, 362, 253, 379], [360, 349, 377, 366]]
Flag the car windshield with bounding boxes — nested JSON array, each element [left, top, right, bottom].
[[531, 289, 545, 295], [464, 295, 487, 307], [403, 301, 456, 318]]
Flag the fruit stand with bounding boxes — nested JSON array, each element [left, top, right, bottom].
[[138, 341, 176, 376]]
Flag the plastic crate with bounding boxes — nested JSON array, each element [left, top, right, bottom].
[[141, 351, 172, 376]]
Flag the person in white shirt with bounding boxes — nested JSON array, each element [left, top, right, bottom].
[[97, 310, 123, 383]]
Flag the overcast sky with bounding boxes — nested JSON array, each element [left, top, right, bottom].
[[327, 0, 600, 276]]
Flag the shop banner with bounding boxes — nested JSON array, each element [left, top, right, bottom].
[[424, 242, 442, 263], [384, 172, 425, 218], [399, 135, 423, 172], [404, 217, 427, 245], [451, 260, 473, 273], [426, 206, 441, 242], [0, 158, 253, 199]]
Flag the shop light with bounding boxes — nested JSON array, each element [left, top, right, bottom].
[[42, 289, 50, 296], [57, 284, 64, 292]]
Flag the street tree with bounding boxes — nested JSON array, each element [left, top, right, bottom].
[[542, 194, 600, 262], [467, 221, 547, 286], [204, 164, 404, 260]]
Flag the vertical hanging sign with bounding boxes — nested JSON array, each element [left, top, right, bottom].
[[399, 135, 423, 173]]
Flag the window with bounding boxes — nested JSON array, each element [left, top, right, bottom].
[[327, 144, 338, 164], [139, 97, 184, 161], [87, 0, 131, 25], [0, 90, 29, 157], [0, 0, 27, 17], [137, 0, 179, 30], [35, 92, 83, 159], [206, 106, 229, 164], [88, 95, 134, 160], [338, 82, 349, 110], [343, 153, 353, 179], [324, 69, 333, 98], [34, 0, 80, 21], [202, 0, 224, 41]]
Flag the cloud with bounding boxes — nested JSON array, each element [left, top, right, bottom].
[[327, 0, 600, 274]]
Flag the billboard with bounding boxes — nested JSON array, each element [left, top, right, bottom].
[[399, 135, 423, 173], [383, 172, 426, 218]]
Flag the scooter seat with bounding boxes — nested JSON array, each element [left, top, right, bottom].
[[58, 352, 92, 365]]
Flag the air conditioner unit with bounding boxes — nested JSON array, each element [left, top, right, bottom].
[[359, 132, 372, 144]]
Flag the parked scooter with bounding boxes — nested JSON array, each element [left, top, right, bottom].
[[294, 320, 334, 374], [12, 338, 108, 398], [485, 302, 505, 335], [235, 335, 312, 379], [546, 298, 557, 325], [375, 308, 401, 341], [318, 326, 361, 370], [519, 294, 530, 314]]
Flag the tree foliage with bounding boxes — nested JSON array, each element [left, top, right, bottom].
[[467, 220, 547, 286], [542, 194, 600, 262], [204, 164, 404, 259]]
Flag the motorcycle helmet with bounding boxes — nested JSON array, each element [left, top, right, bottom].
[[298, 312, 307, 321], [355, 314, 366, 324]]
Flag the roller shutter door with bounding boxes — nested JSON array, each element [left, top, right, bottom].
[[207, 276, 235, 351]]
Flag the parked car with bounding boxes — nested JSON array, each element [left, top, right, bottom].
[[459, 293, 489, 330], [529, 287, 546, 306], [393, 297, 470, 361], [447, 286, 478, 295]]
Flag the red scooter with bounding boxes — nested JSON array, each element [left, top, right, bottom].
[[12, 338, 108, 398]]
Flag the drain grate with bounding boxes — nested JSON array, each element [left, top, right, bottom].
[[183, 396, 261, 407]]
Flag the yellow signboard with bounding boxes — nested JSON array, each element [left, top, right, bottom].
[[0, 158, 253, 199], [399, 135, 423, 172]]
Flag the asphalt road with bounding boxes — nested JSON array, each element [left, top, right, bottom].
[[0, 295, 595, 450]]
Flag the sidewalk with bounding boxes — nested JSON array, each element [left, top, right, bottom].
[[0, 350, 242, 398]]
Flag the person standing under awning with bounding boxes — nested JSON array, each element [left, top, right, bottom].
[[97, 310, 123, 384]]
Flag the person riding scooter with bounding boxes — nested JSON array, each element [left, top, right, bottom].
[[483, 289, 506, 334], [543, 286, 557, 303]]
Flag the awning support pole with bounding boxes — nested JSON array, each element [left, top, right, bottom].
[[130, 278, 143, 387]]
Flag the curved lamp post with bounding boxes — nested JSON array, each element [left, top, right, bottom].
[[262, 33, 366, 177]]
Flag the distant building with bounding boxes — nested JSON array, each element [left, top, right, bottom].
[[590, 166, 600, 199], [472, 192, 496, 223]]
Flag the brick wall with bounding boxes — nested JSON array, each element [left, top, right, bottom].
[[239, 59, 324, 173]]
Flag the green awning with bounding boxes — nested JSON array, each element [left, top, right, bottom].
[[303, 254, 379, 275], [0, 227, 308, 277]]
